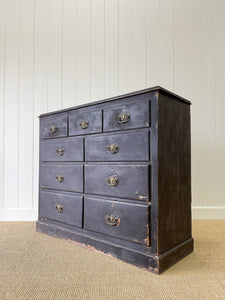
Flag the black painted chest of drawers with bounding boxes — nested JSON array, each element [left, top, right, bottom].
[[36, 86, 193, 274]]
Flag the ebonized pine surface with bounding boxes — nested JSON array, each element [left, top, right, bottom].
[[37, 86, 193, 274]]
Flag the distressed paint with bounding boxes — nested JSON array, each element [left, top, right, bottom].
[[85, 131, 149, 162], [40, 137, 83, 162], [84, 196, 149, 245], [40, 191, 83, 227], [37, 87, 193, 273], [40, 164, 83, 192], [103, 100, 150, 132], [85, 164, 149, 201]]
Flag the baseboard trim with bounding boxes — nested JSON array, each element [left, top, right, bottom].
[[0, 209, 38, 221], [192, 207, 225, 219]]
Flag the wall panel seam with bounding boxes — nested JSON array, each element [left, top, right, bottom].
[[90, 0, 92, 101], [32, 0, 36, 209], [117, 0, 119, 93], [75, 0, 78, 106], [173, 0, 175, 91], [61, 0, 64, 108], [145, 0, 147, 88], [213, 3, 217, 146], [200, 0, 203, 207], [103, 0, 105, 98], [2, 0, 7, 208], [18, 0, 22, 209], [47, 0, 50, 111]]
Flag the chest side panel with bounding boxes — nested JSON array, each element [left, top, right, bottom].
[[157, 92, 192, 254]]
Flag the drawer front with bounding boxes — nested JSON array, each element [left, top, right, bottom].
[[40, 165, 83, 192], [40, 116, 67, 139], [40, 191, 83, 227], [84, 197, 149, 245], [69, 110, 102, 136], [103, 101, 150, 132], [85, 165, 149, 201], [40, 137, 83, 162], [85, 131, 149, 161]]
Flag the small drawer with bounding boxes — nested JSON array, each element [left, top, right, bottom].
[[40, 165, 83, 193], [103, 100, 150, 132], [40, 137, 83, 162], [40, 116, 67, 139], [85, 164, 149, 201], [85, 131, 149, 161], [84, 197, 149, 245], [40, 191, 83, 227], [69, 110, 102, 136]]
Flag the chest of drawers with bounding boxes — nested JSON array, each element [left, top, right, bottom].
[[36, 86, 193, 274]]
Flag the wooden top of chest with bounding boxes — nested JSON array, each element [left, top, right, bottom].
[[39, 86, 191, 118]]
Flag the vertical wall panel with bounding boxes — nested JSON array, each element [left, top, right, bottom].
[[201, 1, 216, 206], [62, 0, 77, 108], [48, 0, 63, 111], [186, 0, 203, 208], [0, 0, 6, 208], [76, 0, 91, 104], [215, 0, 225, 207], [159, 0, 174, 90], [105, 0, 118, 98], [146, 0, 160, 87], [4, 0, 20, 208], [132, 0, 146, 91], [18, 0, 34, 208], [174, 0, 204, 209], [33, 0, 49, 210], [118, 0, 132, 94], [174, 0, 190, 96], [91, 0, 105, 101]]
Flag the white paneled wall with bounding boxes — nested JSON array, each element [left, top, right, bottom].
[[0, 0, 225, 220]]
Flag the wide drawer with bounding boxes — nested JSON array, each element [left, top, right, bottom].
[[69, 110, 102, 136], [40, 137, 83, 162], [40, 165, 83, 192], [85, 131, 149, 161], [103, 101, 150, 132], [40, 191, 83, 227], [85, 165, 149, 201], [40, 116, 67, 139], [84, 197, 149, 245]]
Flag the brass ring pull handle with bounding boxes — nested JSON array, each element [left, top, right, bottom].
[[79, 120, 89, 129], [105, 214, 120, 226], [56, 175, 64, 183], [118, 113, 130, 124], [49, 125, 57, 134], [55, 203, 64, 213], [56, 148, 64, 156], [107, 144, 119, 154], [107, 175, 118, 186]]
